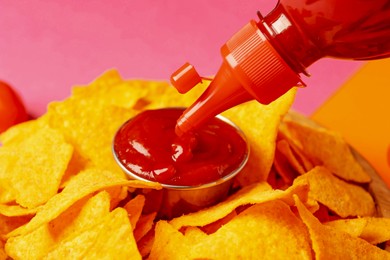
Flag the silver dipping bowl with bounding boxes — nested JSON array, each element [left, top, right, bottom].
[[112, 109, 249, 219]]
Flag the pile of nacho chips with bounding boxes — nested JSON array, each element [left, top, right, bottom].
[[1, 70, 389, 259]]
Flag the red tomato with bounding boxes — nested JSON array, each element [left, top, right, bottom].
[[0, 81, 28, 133]]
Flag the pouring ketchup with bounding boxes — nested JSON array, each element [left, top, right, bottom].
[[172, 0, 390, 135], [113, 108, 248, 187]]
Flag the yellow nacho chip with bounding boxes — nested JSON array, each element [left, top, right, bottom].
[[150, 200, 312, 259], [7, 169, 161, 238], [0, 214, 32, 238], [294, 166, 375, 218], [283, 119, 371, 183], [72, 72, 167, 110], [223, 88, 297, 186], [46, 98, 136, 179], [294, 195, 390, 259], [134, 212, 157, 242], [124, 195, 146, 230], [0, 116, 48, 146], [0, 204, 38, 217], [276, 139, 306, 175], [0, 126, 73, 208], [44, 207, 141, 260], [325, 217, 390, 245], [71, 69, 123, 98], [72, 69, 206, 112], [169, 180, 308, 230], [81, 208, 141, 259], [200, 210, 237, 234], [137, 227, 155, 258], [277, 128, 314, 172], [325, 218, 366, 237], [273, 144, 299, 188], [5, 191, 111, 259], [0, 240, 6, 260], [106, 186, 128, 210]]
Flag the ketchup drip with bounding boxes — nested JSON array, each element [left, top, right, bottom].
[[113, 108, 247, 186]]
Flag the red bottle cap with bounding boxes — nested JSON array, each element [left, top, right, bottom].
[[175, 20, 304, 136], [170, 62, 202, 94]]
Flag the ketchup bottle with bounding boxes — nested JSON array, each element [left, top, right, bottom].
[[171, 0, 390, 136]]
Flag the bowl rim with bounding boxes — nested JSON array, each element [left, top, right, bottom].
[[112, 107, 250, 191]]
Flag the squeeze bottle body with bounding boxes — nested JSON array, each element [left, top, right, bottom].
[[171, 0, 390, 135]]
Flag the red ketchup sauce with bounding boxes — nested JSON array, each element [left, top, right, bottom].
[[113, 108, 248, 186]]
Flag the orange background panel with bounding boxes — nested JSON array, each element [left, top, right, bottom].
[[312, 59, 390, 187]]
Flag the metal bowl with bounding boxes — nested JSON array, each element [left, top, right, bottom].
[[112, 108, 249, 218]]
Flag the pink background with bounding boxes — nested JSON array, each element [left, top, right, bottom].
[[0, 0, 364, 117]]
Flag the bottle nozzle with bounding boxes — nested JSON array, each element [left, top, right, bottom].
[[175, 61, 252, 136], [173, 20, 304, 136]]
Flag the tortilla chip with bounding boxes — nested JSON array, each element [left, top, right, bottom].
[[108, 186, 129, 210], [0, 204, 38, 217], [6, 169, 161, 238], [46, 98, 136, 178], [276, 139, 306, 175], [75, 207, 141, 259], [72, 69, 207, 112], [0, 126, 73, 208], [0, 116, 48, 146], [277, 127, 314, 172], [223, 88, 297, 186], [273, 144, 299, 187], [44, 208, 141, 260], [5, 191, 111, 259], [294, 166, 375, 218], [0, 240, 6, 260], [326, 217, 390, 245], [184, 226, 209, 242], [283, 119, 370, 183], [124, 195, 146, 230], [149, 221, 188, 258], [200, 210, 237, 234], [0, 214, 32, 238], [137, 228, 155, 258], [150, 200, 312, 259], [71, 69, 123, 100], [170, 180, 308, 230], [134, 212, 157, 242], [294, 195, 390, 259], [73, 75, 164, 110]]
